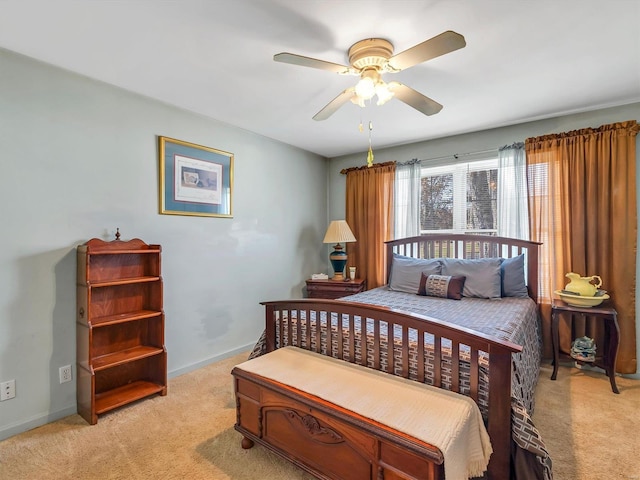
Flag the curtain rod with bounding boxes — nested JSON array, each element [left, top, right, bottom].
[[396, 148, 498, 166], [340, 161, 395, 175]]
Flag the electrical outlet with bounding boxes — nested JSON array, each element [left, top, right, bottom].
[[1, 379, 16, 401], [59, 365, 72, 384]]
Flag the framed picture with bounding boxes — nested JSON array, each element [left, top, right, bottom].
[[158, 136, 233, 218]]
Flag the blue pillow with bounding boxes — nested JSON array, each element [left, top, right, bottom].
[[389, 254, 442, 294], [441, 257, 502, 299], [501, 254, 529, 298]]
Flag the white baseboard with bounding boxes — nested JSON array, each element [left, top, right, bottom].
[[0, 342, 255, 442], [168, 343, 254, 378], [0, 405, 77, 441]]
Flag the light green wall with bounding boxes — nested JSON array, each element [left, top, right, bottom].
[[327, 102, 640, 378], [0, 48, 328, 439]]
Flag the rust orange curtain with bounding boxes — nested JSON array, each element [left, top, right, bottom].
[[526, 120, 639, 373], [342, 162, 395, 290]]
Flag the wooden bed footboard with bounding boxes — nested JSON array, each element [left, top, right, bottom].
[[261, 299, 522, 480]]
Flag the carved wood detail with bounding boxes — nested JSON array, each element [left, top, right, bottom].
[[284, 409, 344, 444]]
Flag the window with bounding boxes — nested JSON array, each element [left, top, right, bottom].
[[420, 159, 498, 234]]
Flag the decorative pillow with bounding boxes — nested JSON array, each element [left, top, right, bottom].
[[441, 257, 502, 299], [418, 274, 466, 300], [501, 254, 529, 298], [388, 254, 442, 294]]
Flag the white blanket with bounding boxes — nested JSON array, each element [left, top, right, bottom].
[[235, 346, 493, 480]]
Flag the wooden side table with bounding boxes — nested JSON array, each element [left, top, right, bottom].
[[305, 278, 366, 299], [551, 299, 620, 393]]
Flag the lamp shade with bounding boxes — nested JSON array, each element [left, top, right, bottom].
[[323, 220, 356, 244], [323, 220, 356, 280]]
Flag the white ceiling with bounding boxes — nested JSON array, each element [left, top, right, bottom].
[[1, 1, 639, 158]]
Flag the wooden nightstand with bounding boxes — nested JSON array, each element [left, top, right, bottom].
[[305, 278, 366, 299], [551, 299, 620, 393]]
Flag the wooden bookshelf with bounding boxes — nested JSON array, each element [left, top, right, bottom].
[[76, 230, 167, 424]]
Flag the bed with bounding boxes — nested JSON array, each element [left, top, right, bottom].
[[247, 234, 552, 480]]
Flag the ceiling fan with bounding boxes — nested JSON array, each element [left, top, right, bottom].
[[274, 31, 466, 121]]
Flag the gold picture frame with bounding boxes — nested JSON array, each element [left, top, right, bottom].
[[158, 136, 233, 218]]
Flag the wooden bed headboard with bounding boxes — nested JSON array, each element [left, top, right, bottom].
[[385, 234, 542, 302]]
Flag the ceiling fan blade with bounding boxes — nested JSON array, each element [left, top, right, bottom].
[[313, 88, 357, 121], [387, 31, 466, 71], [389, 83, 443, 116], [274, 53, 351, 74]]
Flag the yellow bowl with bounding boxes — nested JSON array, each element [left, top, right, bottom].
[[554, 290, 609, 307]]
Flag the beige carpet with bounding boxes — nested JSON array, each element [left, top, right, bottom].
[[0, 352, 638, 480], [533, 363, 640, 480]]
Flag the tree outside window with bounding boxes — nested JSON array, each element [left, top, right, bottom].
[[420, 159, 498, 235]]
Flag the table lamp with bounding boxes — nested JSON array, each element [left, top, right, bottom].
[[322, 220, 356, 280]]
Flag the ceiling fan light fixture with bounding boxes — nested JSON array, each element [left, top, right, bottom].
[[350, 95, 366, 107], [355, 76, 376, 100], [375, 82, 394, 105]]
